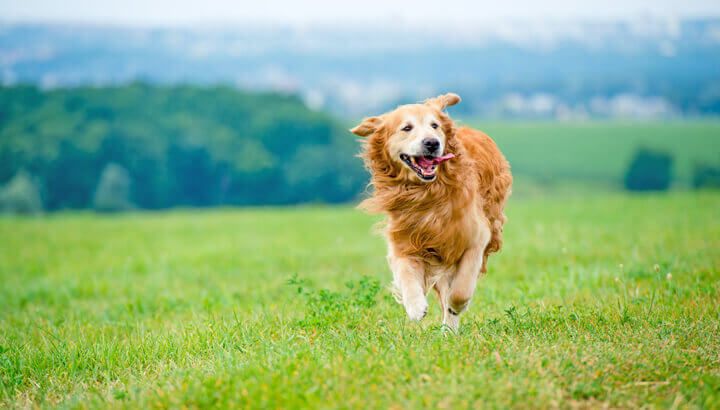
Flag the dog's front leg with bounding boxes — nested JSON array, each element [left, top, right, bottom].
[[389, 254, 428, 321], [446, 246, 485, 331], [433, 274, 455, 330]]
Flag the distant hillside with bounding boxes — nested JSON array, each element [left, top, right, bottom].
[[1, 19, 720, 118], [0, 85, 366, 210], [478, 121, 720, 191]]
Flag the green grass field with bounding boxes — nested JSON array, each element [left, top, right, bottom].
[[1, 193, 719, 408]]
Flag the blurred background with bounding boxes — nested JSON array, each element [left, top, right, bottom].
[[1, 0, 719, 213]]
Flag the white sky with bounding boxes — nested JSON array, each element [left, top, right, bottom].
[[1, 0, 719, 26]]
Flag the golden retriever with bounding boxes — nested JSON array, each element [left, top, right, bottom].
[[351, 93, 512, 331]]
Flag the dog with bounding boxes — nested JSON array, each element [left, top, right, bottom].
[[351, 93, 512, 331]]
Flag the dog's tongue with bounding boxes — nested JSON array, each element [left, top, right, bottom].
[[417, 153, 455, 168]]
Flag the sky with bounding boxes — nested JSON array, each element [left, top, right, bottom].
[[1, 0, 720, 26]]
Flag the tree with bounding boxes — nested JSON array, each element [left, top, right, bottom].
[[0, 170, 43, 214], [693, 161, 720, 189], [93, 163, 135, 212], [624, 148, 673, 191]]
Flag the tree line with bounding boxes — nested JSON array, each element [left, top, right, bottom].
[[0, 84, 367, 212]]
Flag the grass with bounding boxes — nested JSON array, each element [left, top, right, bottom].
[[470, 120, 720, 188], [1, 192, 719, 408]]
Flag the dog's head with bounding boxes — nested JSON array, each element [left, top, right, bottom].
[[351, 93, 460, 183]]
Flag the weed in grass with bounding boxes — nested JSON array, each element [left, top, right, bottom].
[[289, 274, 381, 328]]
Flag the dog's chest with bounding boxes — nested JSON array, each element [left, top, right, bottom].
[[389, 203, 489, 266]]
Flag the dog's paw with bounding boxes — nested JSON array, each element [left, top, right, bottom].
[[404, 297, 428, 321], [443, 311, 460, 332]]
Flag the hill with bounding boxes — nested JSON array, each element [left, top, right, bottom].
[[479, 121, 720, 190]]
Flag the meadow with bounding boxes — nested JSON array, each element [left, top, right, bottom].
[[1, 192, 719, 408]]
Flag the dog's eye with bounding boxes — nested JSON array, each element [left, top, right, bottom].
[[402, 125, 413, 132], [431, 122, 439, 129]]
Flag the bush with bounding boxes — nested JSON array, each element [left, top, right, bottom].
[[693, 162, 720, 189], [624, 148, 673, 191], [93, 163, 135, 212], [0, 170, 43, 214]]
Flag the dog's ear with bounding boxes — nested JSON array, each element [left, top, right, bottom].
[[425, 93, 461, 111], [350, 116, 382, 137]]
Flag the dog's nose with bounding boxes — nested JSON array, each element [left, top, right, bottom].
[[423, 138, 440, 153]]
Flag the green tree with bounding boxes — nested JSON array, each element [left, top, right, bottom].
[[624, 148, 673, 191], [0, 170, 43, 214], [93, 163, 134, 212], [693, 161, 720, 189]]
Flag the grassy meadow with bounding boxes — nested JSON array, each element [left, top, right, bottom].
[[1, 192, 719, 408]]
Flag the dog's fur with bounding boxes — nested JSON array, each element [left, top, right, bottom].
[[351, 93, 512, 330]]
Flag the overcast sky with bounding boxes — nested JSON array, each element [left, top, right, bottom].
[[2, 0, 720, 26]]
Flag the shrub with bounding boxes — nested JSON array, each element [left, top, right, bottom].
[[93, 163, 135, 212], [693, 162, 720, 189], [0, 170, 44, 214], [624, 148, 673, 191]]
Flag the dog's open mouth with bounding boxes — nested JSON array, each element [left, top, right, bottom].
[[400, 153, 455, 181]]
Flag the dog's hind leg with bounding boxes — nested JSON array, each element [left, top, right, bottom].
[[389, 253, 428, 321]]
